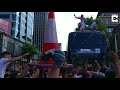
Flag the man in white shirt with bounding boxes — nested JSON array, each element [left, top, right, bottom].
[[91, 20, 99, 31], [0, 51, 29, 78], [74, 14, 86, 32]]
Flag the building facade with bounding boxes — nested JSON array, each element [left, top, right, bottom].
[[0, 33, 23, 56], [109, 24, 120, 56], [33, 12, 48, 53], [0, 12, 34, 43], [0, 12, 34, 55], [97, 12, 120, 35], [0, 12, 20, 38], [19, 12, 34, 43], [0, 18, 23, 56]]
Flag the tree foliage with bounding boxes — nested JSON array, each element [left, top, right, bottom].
[[75, 28, 79, 31], [22, 43, 37, 58], [85, 16, 95, 29], [96, 18, 110, 38]]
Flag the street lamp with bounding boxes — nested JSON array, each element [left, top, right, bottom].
[[114, 33, 119, 54]]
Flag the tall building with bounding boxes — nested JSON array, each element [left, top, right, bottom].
[[0, 12, 34, 55], [0, 12, 34, 43], [97, 12, 120, 35], [0, 12, 19, 38], [0, 19, 11, 53], [33, 12, 48, 53], [19, 12, 34, 43]]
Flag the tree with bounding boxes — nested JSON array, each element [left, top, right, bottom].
[[75, 28, 79, 32], [96, 17, 110, 38], [85, 16, 95, 30], [22, 43, 37, 59], [75, 22, 81, 31]]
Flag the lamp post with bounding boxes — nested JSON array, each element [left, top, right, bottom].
[[115, 33, 118, 54]]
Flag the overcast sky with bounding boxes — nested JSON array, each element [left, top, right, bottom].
[[55, 12, 98, 51]]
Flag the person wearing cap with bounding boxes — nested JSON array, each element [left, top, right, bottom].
[[111, 51, 120, 78], [0, 51, 29, 78]]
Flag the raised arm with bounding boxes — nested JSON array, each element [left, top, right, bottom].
[[49, 66, 60, 78], [30, 69, 40, 78], [111, 51, 120, 78], [94, 60, 101, 72], [74, 14, 81, 19], [7, 53, 29, 63], [101, 63, 109, 70]]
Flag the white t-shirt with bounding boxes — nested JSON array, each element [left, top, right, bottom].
[[91, 22, 97, 29], [0, 58, 9, 78], [80, 17, 85, 31], [74, 75, 82, 78]]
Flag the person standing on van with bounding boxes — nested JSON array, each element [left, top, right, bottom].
[[74, 14, 86, 32], [91, 20, 99, 31]]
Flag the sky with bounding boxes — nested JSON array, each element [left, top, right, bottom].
[[55, 12, 98, 51]]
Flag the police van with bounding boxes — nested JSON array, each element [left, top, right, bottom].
[[67, 31, 107, 66]]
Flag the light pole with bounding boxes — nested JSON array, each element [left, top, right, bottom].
[[114, 33, 118, 54]]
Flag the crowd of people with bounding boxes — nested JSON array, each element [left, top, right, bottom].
[[0, 14, 108, 78], [0, 50, 120, 78]]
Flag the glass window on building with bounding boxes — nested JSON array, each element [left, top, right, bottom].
[[18, 24, 20, 31], [7, 42, 14, 54], [112, 22, 118, 24], [21, 12, 26, 19], [12, 14, 16, 21], [16, 15, 19, 23], [102, 20, 106, 24], [12, 22, 16, 29], [16, 31, 20, 39], [21, 25, 26, 32], [11, 29, 15, 37], [16, 12, 20, 16], [27, 37, 31, 42], [15, 23, 19, 30], [108, 19, 112, 24], [0, 14, 10, 19], [108, 28, 113, 32]]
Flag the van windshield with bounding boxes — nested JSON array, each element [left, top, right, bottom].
[[70, 32, 106, 49]]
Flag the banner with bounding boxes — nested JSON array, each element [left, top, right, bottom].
[[0, 18, 11, 36]]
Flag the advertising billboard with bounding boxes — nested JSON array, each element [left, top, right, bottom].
[[0, 18, 11, 36]]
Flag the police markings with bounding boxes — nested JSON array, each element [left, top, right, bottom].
[[76, 48, 100, 53]]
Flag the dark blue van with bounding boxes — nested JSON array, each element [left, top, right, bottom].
[[67, 31, 107, 63]]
